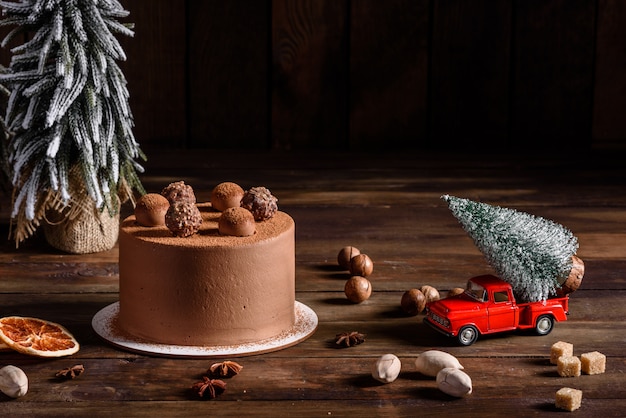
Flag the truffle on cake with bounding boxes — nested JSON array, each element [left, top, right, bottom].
[[134, 193, 169, 227], [161, 181, 196, 205], [165, 201, 202, 237], [241, 186, 278, 221], [218, 207, 256, 236], [211, 182, 245, 212]]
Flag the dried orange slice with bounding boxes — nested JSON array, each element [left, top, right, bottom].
[[0, 316, 79, 357]]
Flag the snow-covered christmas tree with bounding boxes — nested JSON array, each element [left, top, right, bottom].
[[442, 195, 581, 302], [0, 0, 145, 252], [0, 67, 10, 191]]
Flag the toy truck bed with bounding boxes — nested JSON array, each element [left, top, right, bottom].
[[424, 275, 569, 346]]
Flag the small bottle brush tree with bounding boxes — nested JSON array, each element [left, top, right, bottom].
[[442, 195, 580, 302], [0, 0, 145, 252]]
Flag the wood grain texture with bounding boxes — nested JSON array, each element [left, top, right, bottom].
[[349, 0, 430, 149], [187, 0, 270, 149], [118, 0, 187, 149], [1, 399, 626, 417], [430, 0, 513, 150], [0, 151, 624, 416], [592, 0, 626, 148], [117, 1, 622, 151], [511, 0, 596, 150], [272, 0, 349, 149], [2, 2, 624, 152]]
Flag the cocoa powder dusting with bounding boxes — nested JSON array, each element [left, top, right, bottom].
[[122, 203, 293, 249], [139, 193, 169, 211]]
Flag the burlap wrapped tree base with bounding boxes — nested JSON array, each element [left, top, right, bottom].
[[43, 199, 119, 254], [9, 171, 122, 253], [43, 209, 119, 254]]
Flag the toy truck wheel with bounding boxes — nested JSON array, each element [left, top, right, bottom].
[[535, 315, 554, 335], [457, 325, 479, 346]]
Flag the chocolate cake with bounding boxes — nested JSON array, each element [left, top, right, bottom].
[[117, 185, 296, 346]]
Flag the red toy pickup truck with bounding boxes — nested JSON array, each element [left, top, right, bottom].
[[424, 275, 569, 346]]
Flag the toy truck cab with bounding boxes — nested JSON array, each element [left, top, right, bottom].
[[424, 275, 569, 346]]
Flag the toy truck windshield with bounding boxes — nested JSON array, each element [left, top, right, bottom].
[[466, 281, 487, 302]]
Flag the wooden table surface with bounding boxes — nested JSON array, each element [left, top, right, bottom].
[[1, 150, 625, 417]]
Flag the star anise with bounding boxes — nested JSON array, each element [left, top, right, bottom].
[[55, 364, 85, 380], [191, 376, 227, 399], [334, 331, 366, 347], [208, 360, 243, 378]]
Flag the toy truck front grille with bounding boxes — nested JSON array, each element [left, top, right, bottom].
[[428, 311, 450, 328]]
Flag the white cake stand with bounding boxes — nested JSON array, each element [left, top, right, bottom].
[[92, 301, 318, 358]]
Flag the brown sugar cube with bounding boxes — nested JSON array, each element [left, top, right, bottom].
[[551, 341, 574, 364], [555, 387, 583, 412], [581, 351, 606, 375], [557, 356, 581, 377]]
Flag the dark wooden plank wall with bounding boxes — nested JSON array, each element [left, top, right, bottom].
[[429, 0, 512, 150], [511, 0, 596, 151], [1, 0, 625, 151], [593, 0, 626, 149]]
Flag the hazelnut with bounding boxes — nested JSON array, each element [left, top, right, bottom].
[[240, 186, 278, 221], [337, 246, 360, 270], [344, 276, 372, 303], [349, 253, 373, 277], [420, 285, 440, 304], [447, 287, 465, 298], [161, 181, 196, 205], [165, 201, 202, 237], [218, 207, 256, 237], [134, 193, 169, 226], [400, 288, 426, 316], [211, 182, 245, 212]]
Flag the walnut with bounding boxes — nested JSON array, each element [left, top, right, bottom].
[[240, 186, 278, 221], [165, 201, 202, 237], [191, 376, 226, 399], [161, 181, 196, 205], [334, 331, 366, 347]]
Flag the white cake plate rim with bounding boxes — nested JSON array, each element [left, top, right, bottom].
[[92, 301, 317, 358]]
